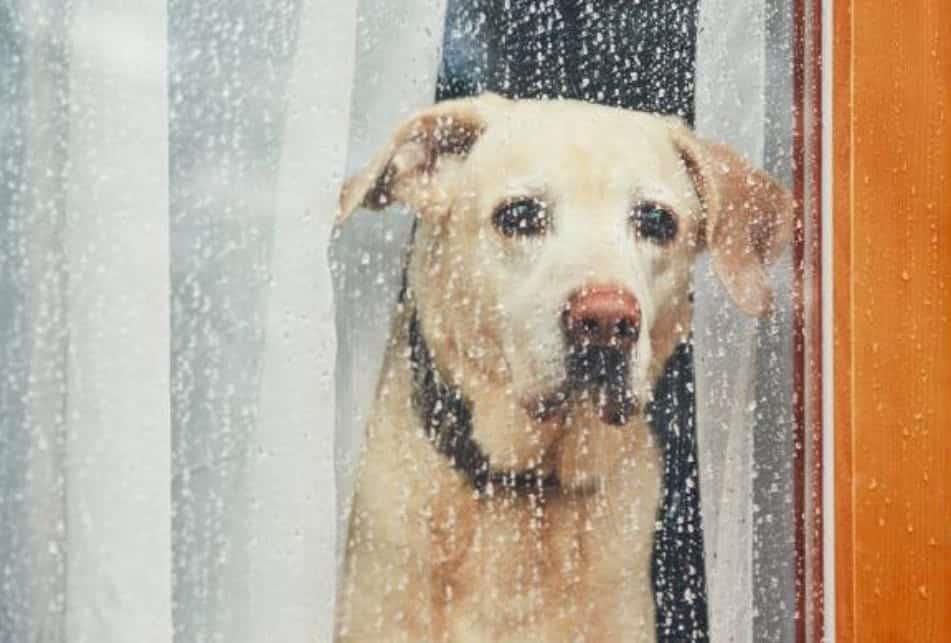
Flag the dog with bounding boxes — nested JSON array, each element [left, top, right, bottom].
[[334, 93, 793, 642]]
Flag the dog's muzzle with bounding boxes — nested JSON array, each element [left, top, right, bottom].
[[565, 344, 637, 425], [559, 284, 641, 426]]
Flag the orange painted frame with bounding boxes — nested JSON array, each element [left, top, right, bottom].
[[834, 1, 951, 641]]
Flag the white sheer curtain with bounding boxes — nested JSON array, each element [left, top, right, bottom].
[[695, 1, 796, 640], [695, 0, 766, 639], [0, 1, 171, 640], [246, 1, 356, 640], [64, 2, 171, 640], [331, 0, 449, 556], [1, 1, 348, 640]]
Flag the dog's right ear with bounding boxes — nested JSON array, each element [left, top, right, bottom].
[[337, 94, 505, 224], [670, 124, 795, 317]]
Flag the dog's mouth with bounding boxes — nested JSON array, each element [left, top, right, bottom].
[[526, 345, 638, 426]]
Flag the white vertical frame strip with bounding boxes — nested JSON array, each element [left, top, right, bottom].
[[249, 1, 359, 641], [64, 1, 171, 641]]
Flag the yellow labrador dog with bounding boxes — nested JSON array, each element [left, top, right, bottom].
[[334, 93, 792, 642]]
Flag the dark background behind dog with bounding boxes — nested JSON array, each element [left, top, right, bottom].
[[434, 3, 705, 639]]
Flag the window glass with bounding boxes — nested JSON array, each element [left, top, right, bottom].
[[0, 1, 815, 641]]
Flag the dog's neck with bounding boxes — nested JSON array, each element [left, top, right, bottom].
[[405, 295, 560, 495]]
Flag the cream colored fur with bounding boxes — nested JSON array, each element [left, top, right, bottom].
[[334, 94, 793, 642]]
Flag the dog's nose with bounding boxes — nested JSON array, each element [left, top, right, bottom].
[[563, 285, 641, 348]]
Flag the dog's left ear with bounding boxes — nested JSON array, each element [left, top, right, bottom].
[[338, 94, 506, 223], [671, 125, 795, 317]]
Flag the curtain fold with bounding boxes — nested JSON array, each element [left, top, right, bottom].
[[694, 1, 796, 640], [64, 1, 172, 641], [331, 0, 450, 551], [248, 1, 357, 640], [0, 0, 172, 640], [694, 2, 766, 638]]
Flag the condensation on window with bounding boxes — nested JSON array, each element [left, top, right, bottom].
[[0, 1, 810, 642]]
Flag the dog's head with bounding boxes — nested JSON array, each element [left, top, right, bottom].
[[339, 94, 793, 484]]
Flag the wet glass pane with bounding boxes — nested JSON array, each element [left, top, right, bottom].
[[0, 1, 817, 641]]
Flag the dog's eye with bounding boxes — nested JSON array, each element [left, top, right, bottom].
[[493, 198, 550, 238], [631, 203, 677, 244]]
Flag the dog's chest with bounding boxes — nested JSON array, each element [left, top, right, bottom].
[[427, 490, 658, 642]]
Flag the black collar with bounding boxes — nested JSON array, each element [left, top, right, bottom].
[[405, 300, 559, 495]]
